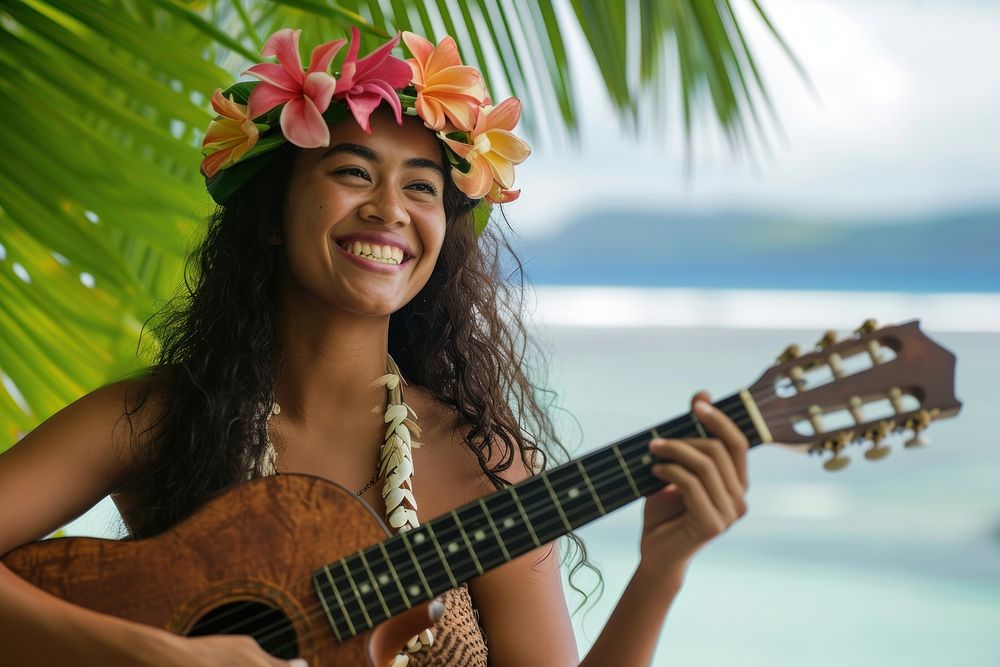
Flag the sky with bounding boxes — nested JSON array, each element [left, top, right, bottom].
[[509, 0, 1000, 238]]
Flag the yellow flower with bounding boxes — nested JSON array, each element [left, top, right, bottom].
[[439, 98, 531, 199], [200, 89, 260, 178]]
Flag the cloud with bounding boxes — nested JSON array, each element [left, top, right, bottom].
[[509, 0, 1000, 238]]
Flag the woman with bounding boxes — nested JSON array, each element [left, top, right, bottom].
[[0, 27, 748, 666]]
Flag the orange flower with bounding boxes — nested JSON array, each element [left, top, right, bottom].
[[402, 31, 487, 132], [486, 182, 521, 204], [439, 97, 531, 199], [200, 89, 261, 178]]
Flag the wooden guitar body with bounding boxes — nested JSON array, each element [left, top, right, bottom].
[[2, 474, 438, 666]]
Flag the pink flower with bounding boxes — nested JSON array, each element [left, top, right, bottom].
[[200, 89, 260, 178], [439, 98, 531, 199], [244, 28, 346, 148], [333, 27, 413, 133], [402, 32, 488, 132]]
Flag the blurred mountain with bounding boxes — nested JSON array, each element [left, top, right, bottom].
[[511, 208, 1000, 292]]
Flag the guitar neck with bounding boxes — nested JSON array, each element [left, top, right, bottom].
[[311, 392, 762, 641]]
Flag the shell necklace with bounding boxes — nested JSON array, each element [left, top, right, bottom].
[[261, 355, 422, 530], [261, 356, 433, 661]]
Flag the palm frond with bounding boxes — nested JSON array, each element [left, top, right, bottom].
[[0, 0, 801, 449]]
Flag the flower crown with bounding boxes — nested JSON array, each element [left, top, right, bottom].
[[200, 27, 530, 232]]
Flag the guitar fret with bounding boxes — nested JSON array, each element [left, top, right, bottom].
[[691, 412, 709, 438], [451, 510, 484, 575], [576, 459, 606, 515], [358, 550, 390, 619], [312, 573, 345, 642], [400, 533, 433, 599], [307, 392, 764, 638], [340, 560, 372, 628], [541, 474, 572, 532], [479, 498, 511, 562], [613, 445, 641, 498], [378, 541, 411, 609], [579, 449, 632, 514], [424, 522, 458, 588], [406, 527, 453, 594], [322, 564, 356, 636], [509, 486, 541, 547], [481, 491, 536, 556]]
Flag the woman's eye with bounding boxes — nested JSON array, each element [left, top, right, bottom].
[[336, 167, 370, 180], [410, 182, 439, 196]]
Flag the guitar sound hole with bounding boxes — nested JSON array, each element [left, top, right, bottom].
[[187, 600, 298, 659]]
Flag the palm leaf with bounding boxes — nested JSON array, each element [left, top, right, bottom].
[[0, 0, 801, 450]]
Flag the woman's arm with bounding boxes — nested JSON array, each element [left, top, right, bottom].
[[0, 381, 303, 667], [471, 391, 749, 666]]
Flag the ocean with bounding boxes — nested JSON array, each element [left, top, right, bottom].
[[63, 287, 1000, 665]]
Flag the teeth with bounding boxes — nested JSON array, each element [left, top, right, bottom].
[[342, 240, 404, 265]]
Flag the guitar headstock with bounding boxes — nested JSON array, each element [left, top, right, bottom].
[[749, 319, 961, 471]]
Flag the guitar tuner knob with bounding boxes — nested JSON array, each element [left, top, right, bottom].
[[864, 442, 892, 461], [821, 433, 853, 471], [823, 453, 851, 471], [777, 344, 801, 363], [855, 319, 878, 336], [867, 419, 895, 442], [905, 432, 930, 448], [816, 330, 838, 350]]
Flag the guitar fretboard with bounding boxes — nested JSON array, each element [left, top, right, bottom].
[[312, 392, 758, 641]]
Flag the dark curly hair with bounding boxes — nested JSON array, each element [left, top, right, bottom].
[[120, 134, 600, 609]]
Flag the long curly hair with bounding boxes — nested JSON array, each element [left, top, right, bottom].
[[121, 138, 600, 607]]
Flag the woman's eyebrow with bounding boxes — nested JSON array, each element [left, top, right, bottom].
[[321, 143, 444, 177]]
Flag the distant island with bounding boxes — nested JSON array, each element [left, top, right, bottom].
[[510, 207, 1000, 293]]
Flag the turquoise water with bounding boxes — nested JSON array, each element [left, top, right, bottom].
[[540, 325, 1000, 666]]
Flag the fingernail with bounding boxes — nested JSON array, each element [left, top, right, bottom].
[[694, 400, 711, 415], [430, 599, 445, 621]]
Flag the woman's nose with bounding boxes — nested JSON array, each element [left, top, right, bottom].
[[357, 184, 410, 226]]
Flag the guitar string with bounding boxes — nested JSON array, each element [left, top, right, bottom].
[[174, 388, 893, 651], [167, 397, 756, 641], [153, 403, 747, 649], [160, 386, 909, 651], [203, 390, 859, 651]]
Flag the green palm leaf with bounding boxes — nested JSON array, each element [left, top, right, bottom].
[[0, 0, 802, 449]]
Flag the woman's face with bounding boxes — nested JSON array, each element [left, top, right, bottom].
[[280, 107, 447, 317]]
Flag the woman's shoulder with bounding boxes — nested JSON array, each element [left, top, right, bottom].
[[0, 369, 171, 551], [405, 385, 532, 514]]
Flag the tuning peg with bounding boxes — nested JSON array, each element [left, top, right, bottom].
[[863, 440, 891, 460], [855, 319, 878, 336], [902, 409, 935, 448], [816, 330, 838, 350], [903, 410, 933, 446], [822, 432, 853, 471], [863, 420, 893, 460], [777, 344, 801, 364], [823, 452, 850, 471]]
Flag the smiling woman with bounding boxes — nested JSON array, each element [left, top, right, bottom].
[[0, 24, 749, 667]]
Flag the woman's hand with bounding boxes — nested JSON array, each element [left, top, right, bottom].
[[639, 390, 749, 589]]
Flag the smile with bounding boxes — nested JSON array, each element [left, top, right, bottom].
[[339, 240, 405, 265]]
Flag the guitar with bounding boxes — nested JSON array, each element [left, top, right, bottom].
[[2, 319, 961, 666]]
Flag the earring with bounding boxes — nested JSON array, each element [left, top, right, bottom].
[[268, 234, 282, 245]]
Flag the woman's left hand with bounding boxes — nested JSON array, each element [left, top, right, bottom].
[[638, 390, 749, 588]]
